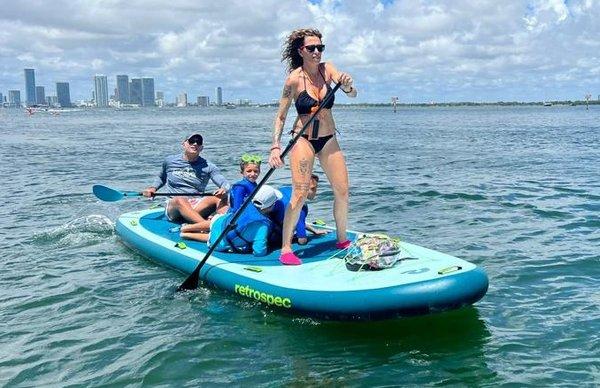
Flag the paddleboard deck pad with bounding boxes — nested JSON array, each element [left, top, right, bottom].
[[116, 208, 488, 320]]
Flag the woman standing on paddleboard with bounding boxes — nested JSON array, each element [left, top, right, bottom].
[[268, 28, 357, 266]]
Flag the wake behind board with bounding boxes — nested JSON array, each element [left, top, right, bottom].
[[116, 208, 488, 320]]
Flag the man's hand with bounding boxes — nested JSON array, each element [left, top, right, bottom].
[[143, 187, 157, 198], [213, 188, 228, 198]]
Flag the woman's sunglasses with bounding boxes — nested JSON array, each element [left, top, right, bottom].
[[303, 44, 325, 53]]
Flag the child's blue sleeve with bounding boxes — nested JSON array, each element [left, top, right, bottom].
[[252, 222, 270, 257], [229, 184, 245, 211]]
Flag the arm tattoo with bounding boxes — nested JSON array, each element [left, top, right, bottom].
[[272, 126, 283, 144], [282, 85, 292, 98], [272, 110, 286, 144], [272, 85, 292, 145]]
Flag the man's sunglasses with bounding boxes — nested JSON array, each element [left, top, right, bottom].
[[303, 44, 325, 53], [187, 137, 202, 146]]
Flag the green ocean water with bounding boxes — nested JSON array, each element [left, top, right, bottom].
[[0, 105, 598, 386]]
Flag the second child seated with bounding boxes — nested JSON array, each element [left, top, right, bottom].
[[253, 175, 328, 263]]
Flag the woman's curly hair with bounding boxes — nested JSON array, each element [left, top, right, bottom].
[[281, 28, 322, 73]]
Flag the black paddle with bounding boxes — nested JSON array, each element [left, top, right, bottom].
[[177, 81, 342, 291], [93, 184, 211, 202]]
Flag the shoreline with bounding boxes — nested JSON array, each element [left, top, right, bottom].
[[5, 100, 598, 110], [349, 100, 600, 107]]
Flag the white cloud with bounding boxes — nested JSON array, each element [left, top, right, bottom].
[[0, 0, 599, 102]]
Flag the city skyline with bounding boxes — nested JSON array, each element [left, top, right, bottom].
[[0, 67, 228, 108], [2, 65, 599, 108], [1, 1, 599, 103], [1, 66, 232, 108]]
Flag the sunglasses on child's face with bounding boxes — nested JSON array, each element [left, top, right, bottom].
[[303, 44, 325, 53]]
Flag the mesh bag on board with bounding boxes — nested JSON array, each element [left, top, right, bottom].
[[344, 234, 404, 271]]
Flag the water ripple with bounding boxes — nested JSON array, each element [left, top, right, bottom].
[[1, 106, 598, 386], [31, 215, 115, 247]]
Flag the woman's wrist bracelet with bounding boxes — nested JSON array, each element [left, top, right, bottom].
[[343, 86, 354, 94], [270, 145, 281, 151]]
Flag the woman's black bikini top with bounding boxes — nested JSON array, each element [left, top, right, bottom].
[[295, 66, 335, 115]]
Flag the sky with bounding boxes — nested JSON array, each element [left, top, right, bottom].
[[1, 0, 599, 103]]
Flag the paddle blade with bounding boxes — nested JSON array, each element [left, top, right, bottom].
[[178, 269, 200, 291], [93, 185, 125, 202]]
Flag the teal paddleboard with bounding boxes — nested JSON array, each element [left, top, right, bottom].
[[116, 208, 488, 320]]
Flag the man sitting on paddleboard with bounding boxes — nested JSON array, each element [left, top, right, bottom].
[[143, 133, 230, 235]]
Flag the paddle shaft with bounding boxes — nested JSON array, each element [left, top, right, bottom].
[[177, 82, 342, 291], [143, 192, 212, 197], [93, 184, 212, 202]]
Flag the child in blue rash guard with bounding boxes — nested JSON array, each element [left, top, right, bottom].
[[206, 154, 272, 256], [273, 174, 329, 246], [183, 153, 271, 254], [229, 154, 262, 212], [207, 205, 272, 256], [253, 175, 329, 265], [268, 185, 307, 246]]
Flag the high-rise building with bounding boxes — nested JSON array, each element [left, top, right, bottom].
[[130, 78, 142, 105], [197, 96, 209, 107], [116, 75, 129, 104], [94, 75, 109, 107], [177, 93, 188, 107], [0, 92, 3, 106], [215, 87, 222, 106], [155, 91, 164, 107], [56, 82, 71, 107], [141, 78, 155, 107], [9, 90, 21, 108], [46, 96, 58, 107], [24, 69, 36, 106], [36, 86, 46, 105]]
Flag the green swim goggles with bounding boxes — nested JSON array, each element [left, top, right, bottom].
[[241, 154, 262, 164]]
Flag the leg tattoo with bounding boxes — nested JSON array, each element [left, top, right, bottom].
[[298, 158, 310, 176]]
